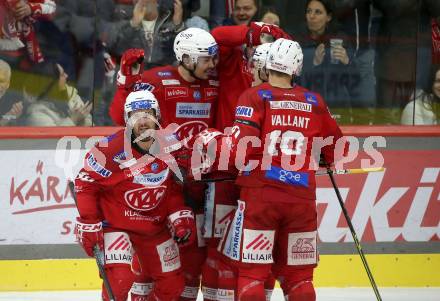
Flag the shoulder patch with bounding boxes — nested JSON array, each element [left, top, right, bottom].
[[157, 71, 172, 77], [133, 82, 155, 92], [304, 92, 318, 105], [258, 89, 273, 101], [235, 106, 254, 118]]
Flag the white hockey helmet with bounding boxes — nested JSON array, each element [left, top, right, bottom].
[[174, 27, 219, 64], [266, 38, 303, 76], [124, 90, 160, 123], [252, 42, 272, 71]]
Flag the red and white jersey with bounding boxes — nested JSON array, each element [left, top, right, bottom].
[[230, 83, 344, 200], [74, 129, 185, 236], [211, 25, 254, 131], [110, 65, 218, 135]]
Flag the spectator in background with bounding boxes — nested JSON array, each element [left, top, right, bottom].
[[0, 59, 24, 126], [223, 0, 259, 26], [0, 0, 56, 68], [107, 0, 186, 69], [294, 0, 359, 124], [23, 63, 92, 126], [260, 6, 280, 26], [53, 0, 117, 101], [333, 0, 376, 124], [372, 0, 440, 124], [401, 64, 440, 125], [433, 18, 440, 64]]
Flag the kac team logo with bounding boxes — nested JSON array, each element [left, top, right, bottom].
[[124, 186, 166, 211]]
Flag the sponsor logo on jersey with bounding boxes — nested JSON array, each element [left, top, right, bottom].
[[133, 82, 155, 92], [157, 238, 181, 272], [209, 80, 219, 86], [174, 121, 208, 142], [193, 90, 202, 101], [224, 201, 245, 261], [217, 289, 234, 301], [165, 87, 188, 98], [242, 229, 275, 263], [258, 89, 273, 101], [287, 231, 317, 265], [157, 71, 172, 77], [112, 150, 127, 163], [271, 115, 310, 128], [214, 205, 236, 238], [235, 106, 254, 118], [87, 154, 112, 177], [265, 165, 309, 187], [104, 232, 132, 264], [76, 171, 95, 182], [304, 92, 318, 105], [162, 79, 181, 85], [133, 167, 169, 186], [176, 102, 211, 118], [124, 186, 166, 211], [151, 162, 159, 172], [124, 209, 161, 222], [270, 100, 312, 112], [204, 87, 218, 99]]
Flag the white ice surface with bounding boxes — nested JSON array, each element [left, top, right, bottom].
[[0, 288, 439, 301]]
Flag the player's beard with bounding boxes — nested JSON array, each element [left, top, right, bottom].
[[134, 127, 155, 143]]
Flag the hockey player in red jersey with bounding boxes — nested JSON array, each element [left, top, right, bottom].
[[109, 27, 219, 129], [199, 23, 291, 301], [200, 42, 278, 301], [74, 90, 196, 301], [108, 27, 220, 301], [193, 38, 345, 300]]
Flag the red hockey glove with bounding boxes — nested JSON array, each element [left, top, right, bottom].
[[168, 209, 196, 247], [117, 48, 145, 89], [75, 217, 104, 257], [248, 22, 293, 47]]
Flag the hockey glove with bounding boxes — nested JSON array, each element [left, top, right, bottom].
[[75, 217, 104, 257], [248, 22, 293, 47], [168, 209, 196, 246], [116, 48, 145, 89]]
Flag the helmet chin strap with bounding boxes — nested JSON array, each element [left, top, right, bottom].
[[259, 68, 269, 83], [181, 61, 204, 81]]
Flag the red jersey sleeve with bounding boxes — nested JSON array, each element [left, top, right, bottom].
[[211, 25, 249, 48], [109, 74, 158, 126], [230, 88, 265, 166], [74, 136, 123, 221], [165, 180, 186, 215], [109, 87, 129, 126]]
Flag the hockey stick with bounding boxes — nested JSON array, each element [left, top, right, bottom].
[[325, 167, 383, 301], [68, 181, 116, 301], [192, 167, 386, 183]]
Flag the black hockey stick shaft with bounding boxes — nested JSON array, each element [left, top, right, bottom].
[[93, 245, 116, 301], [326, 168, 383, 301], [68, 181, 116, 301]]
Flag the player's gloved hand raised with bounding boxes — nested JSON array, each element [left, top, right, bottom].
[[168, 209, 196, 247], [75, 217, 104, 257], [248, 22, 293, 46], [117, 48, 145, 89]]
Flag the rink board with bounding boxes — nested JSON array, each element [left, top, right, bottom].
[[0, 127, 439, 291], [0, 254, 439, 291]]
